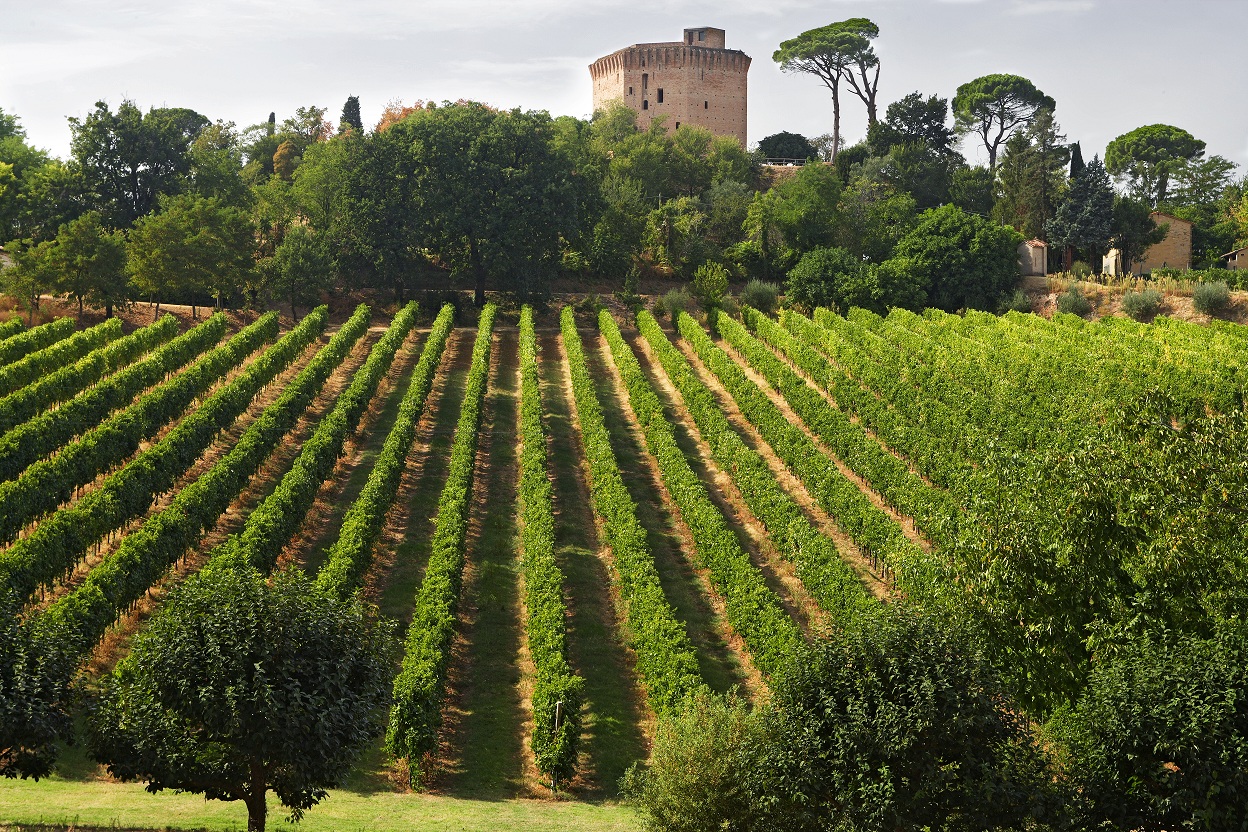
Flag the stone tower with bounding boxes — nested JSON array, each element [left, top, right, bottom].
[[589, 26, 751, 147]]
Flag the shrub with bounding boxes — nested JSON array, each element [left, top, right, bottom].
[[1071, 261, 1093, 278], [692, 262, 729, 310], [739, 279, 780, 314], [659, 288, 694, 319], [1193, 280, 1230, 314], [1120, 288, 1163, 320], [718, 296, 740, 320], [1057, 285, 1093, 317], [999, 288, 1033, 314], [623, 691, 768, 832]]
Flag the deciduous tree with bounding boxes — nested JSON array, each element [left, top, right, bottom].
[[89, 566, 394, 832]]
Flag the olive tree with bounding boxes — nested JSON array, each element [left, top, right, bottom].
[[89, 566, 394, 832]]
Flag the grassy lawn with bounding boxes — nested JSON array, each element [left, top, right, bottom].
[[0, 777, 639, 832]]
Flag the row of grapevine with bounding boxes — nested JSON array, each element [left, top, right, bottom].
[[314, 303, 455, 597], [556, 306, 703, 716], [597, 309, 802, 677], [0, 310, 313, 604], [0, 317, 123, 399], [0, 312, 276, 547], [640, 311, 873, 623], [387, 304, 496, 776], [24, 304, 366, 668], [736, 309, 966, 549], [685, 310, 936, 594], [775, 309, 987, 507], [0, 317, 22, 342], [517, 305, 583, 786], [212, 302, 421, 575], [0, 316, 74, 368], [0, 314, 178, 436], [0, 315, 225, 484]]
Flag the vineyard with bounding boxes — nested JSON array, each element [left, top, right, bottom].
[[1, 299, 1246, 829]]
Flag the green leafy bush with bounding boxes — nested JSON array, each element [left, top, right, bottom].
[[1193, 280, 1230, 314], [1071, 261, 1093, 278], [1057, 285, 1093, 317], [658, 288, 694, 319], [1120, 288, 1163, 320], [692, 262, 729, 309], [739, 279, 780, 314], [999, 288, 1033, 314]]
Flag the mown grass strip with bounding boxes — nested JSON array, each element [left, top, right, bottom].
[[387, 304, 496, 781], [640, 311, 873, 623], [518, 305, 584, 787], [0, 315, 225, 484], [599, 309, 802, 678], [0, 314, 178, 436], [314, 303, 455, 598], [556, 305, 703, 719]]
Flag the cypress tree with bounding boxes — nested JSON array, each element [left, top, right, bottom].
[[339, 96, 363, 134], [1069, 141, 1085, 178], [1047, 156, 1114, 266], [266, 112, 275, 137]]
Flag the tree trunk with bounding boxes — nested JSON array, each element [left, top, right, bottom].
[[830, 82, 842, 165], [106, 302, 113, 318], [245, 762, 267, 832], [290, 293, 299, 322], [78, 296, 84, 318], [470, 239, 485, 307], [191, 303, 197, 321]]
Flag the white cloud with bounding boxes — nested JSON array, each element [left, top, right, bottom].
[[1009, 0, 1096, 15]]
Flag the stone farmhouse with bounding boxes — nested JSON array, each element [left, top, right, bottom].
[[589, 27, 751, 147], [1103, 211, 1194, 276], [1223, 245, 1247, 270]]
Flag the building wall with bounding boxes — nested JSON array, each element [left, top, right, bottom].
[[1018, 242, 1047, 276], [1137, 212, 1193, 273], [1226, 249, 1246, 270], [589, 28, 750, 147]]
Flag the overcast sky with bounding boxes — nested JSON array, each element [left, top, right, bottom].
[[3, 0, 1246, 172]]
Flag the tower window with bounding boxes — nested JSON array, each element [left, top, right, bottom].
[[642, 73, 648, 89], [704, 100, 708, 109], [642, 100, 648, 110], [657, 88, 664, 103], [629, 86, 633, 95], [676, 122, 680, 130], [698, 30, 705, 41]]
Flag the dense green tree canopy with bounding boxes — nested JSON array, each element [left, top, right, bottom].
[[892, 203, 1022, 310], [50, 211, 129, 316], [757, 131, 817, 161], [1105, 124, 1205, 206], [774, 20, 878, 163], [952, 74, 1054, 172], [89, 565, 394, 832], [69, 100, 209, 227], [1047, 156, 1114, 262]]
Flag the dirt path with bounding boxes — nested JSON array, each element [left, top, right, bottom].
[[715, 334, 933, 556], [432, 329, 531, 799], [542, 331, 649, 799], [581, 328, 757, 699]]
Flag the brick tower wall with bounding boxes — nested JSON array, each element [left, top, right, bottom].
[[589, 29, 750, 147]]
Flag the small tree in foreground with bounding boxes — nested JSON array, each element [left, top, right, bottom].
[[89, 566, 394, 832]]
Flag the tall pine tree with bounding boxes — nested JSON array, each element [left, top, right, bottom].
[[339, 96, 363, 134], [1047, 155, 1114, 267], [993, 109, 1069, 240]]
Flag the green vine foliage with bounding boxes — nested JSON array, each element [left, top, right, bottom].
[[0, 317, 123, 399], [387, 304, 495, 779], [557, 305, 704, 717], [314, 303, 455, 598], [598, 308, 802, 678], [0, 316, 75, 368], [518, 305, 583, 787]]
